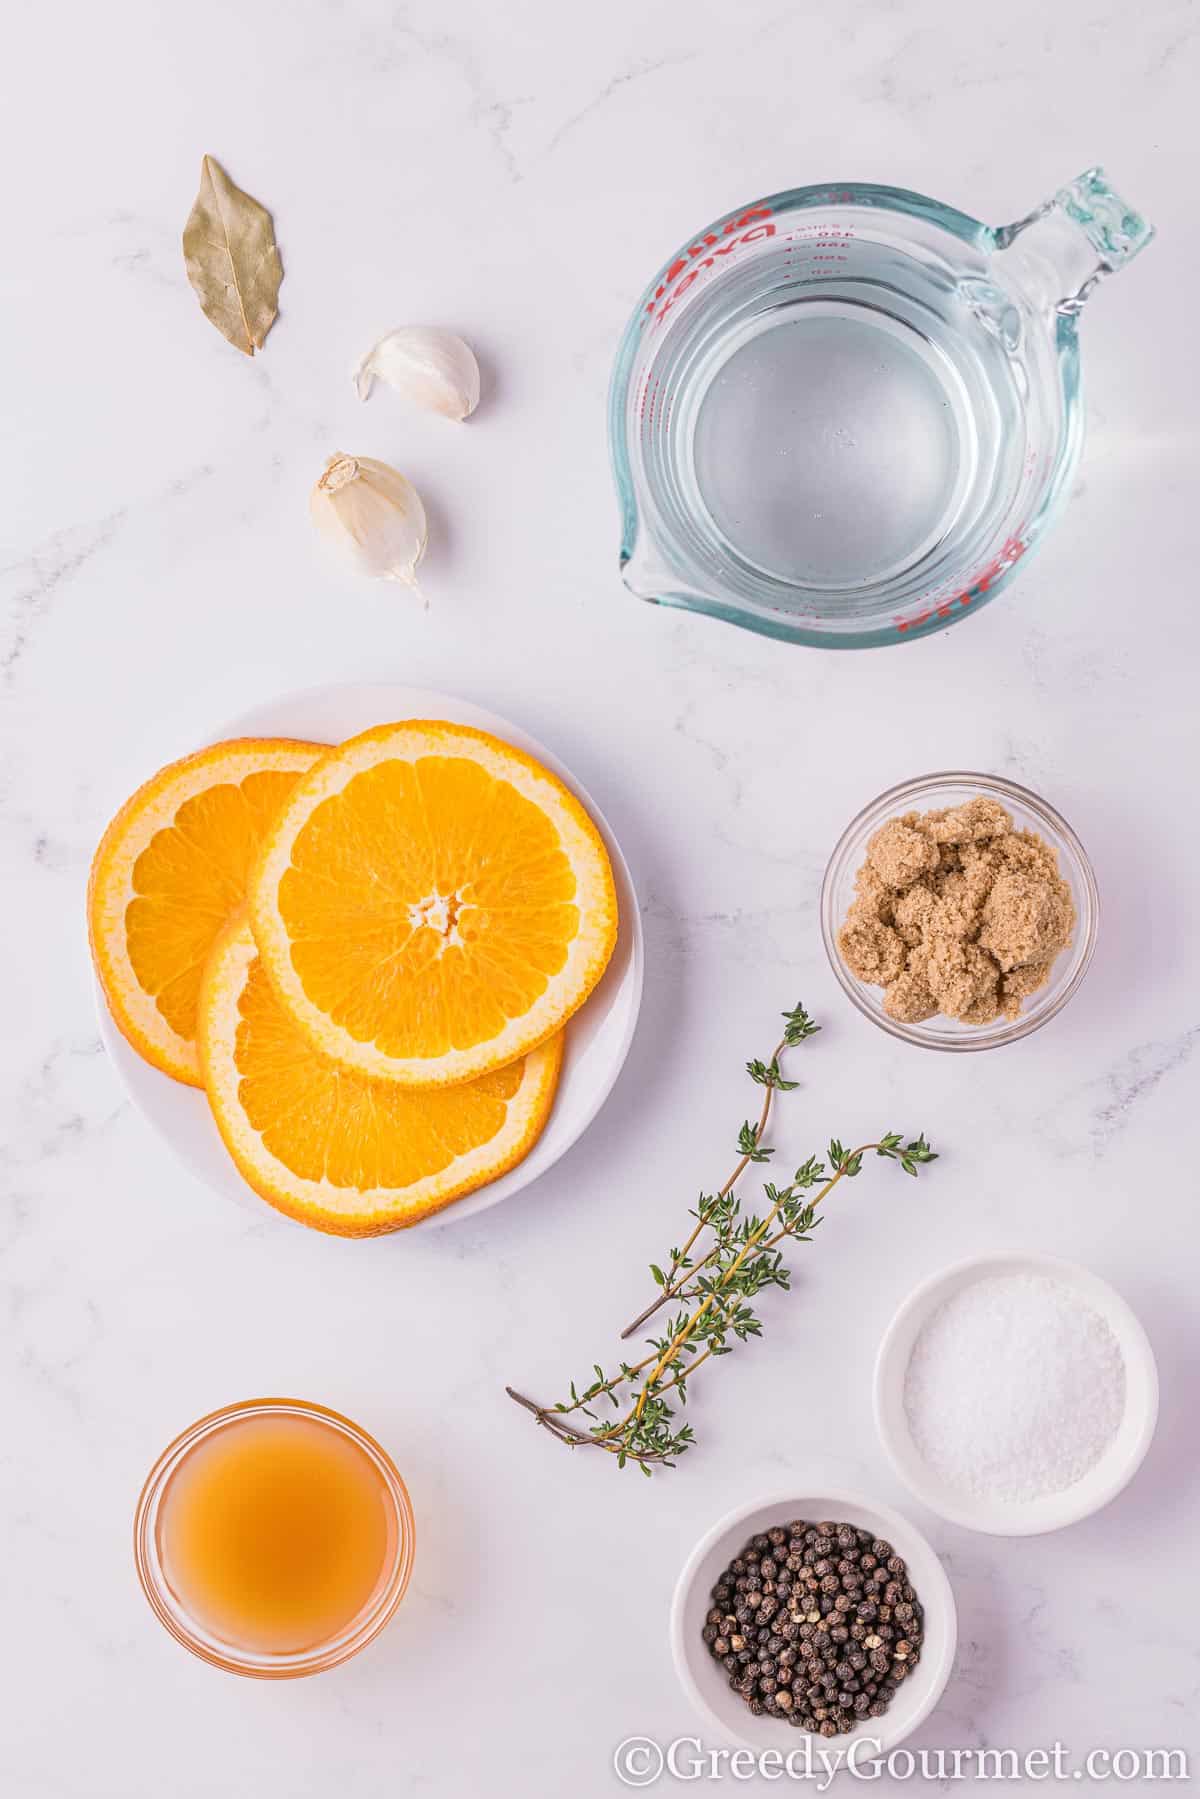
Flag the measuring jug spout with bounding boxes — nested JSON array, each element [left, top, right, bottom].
[[993, 167, 1154, 318], [620, 531, 693, 607]]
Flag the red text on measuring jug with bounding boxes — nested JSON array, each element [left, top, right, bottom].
[[645, 208, 776, 325]]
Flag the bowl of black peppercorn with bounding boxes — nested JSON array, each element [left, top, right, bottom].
[[670, 1489, 956, 1757]]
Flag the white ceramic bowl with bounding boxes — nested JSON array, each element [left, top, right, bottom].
[[94, 682, 644, 1233], [874, 1253, 1158, 1536], [670, 1488, 957, 1758]]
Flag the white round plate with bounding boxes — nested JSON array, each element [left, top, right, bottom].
[[670, 1487, 957, 1758], [95, 682, 644, 1232], [874, 1252, 1158, 1535]]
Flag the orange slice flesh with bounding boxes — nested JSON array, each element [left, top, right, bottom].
[[248, 721, 618, 1087], [88, 739, 326, 1085], [199, 915, 563, 1234]]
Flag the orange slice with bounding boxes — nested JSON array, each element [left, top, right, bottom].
[[248, 721, 618, 1086], [199, 915, 563, 1234], [89, 739, 325, 1085]]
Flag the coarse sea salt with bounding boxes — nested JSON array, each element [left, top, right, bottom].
[[902, 1273, 1126, 1504]]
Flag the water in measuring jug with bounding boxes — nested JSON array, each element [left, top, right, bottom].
[[661, 237, 1028, 600]]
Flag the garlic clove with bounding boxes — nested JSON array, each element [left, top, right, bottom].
[[310, 452, 428, 591], [352, 327, 481, 421]]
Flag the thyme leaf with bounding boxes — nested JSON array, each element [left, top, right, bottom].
[[507, 1002, 937, 1473]]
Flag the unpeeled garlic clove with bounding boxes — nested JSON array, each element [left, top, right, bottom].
[[352, 327, 480, 421], [310, 452, 428, 590]]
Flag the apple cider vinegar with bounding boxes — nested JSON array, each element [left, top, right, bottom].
[[135, 1400, 414, 1674]]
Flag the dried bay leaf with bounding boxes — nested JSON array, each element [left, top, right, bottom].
[[182, 155, 282, 356]]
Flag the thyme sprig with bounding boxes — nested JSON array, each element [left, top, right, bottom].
[[506, 1002, 936, 1475]]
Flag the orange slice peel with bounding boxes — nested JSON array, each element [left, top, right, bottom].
[[198, 914, 563, 1234], [248, 720, 618, 1087], [88, 738, 326, 1085]]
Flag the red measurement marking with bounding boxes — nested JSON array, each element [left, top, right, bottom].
[[644, 206, 775, 322], [894, 534, 1028, 634]]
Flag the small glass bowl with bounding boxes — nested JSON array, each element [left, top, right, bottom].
[[820, 772, 1098, 1051], [134, 1397, 415, 1678]]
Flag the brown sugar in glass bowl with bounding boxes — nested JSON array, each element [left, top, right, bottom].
[[820, 774, 1098, 1052]]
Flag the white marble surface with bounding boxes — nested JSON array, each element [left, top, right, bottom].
[[3, 2, 1198, 1794]]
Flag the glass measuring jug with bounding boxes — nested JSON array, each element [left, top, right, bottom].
[[609, 169, 1153, 649]]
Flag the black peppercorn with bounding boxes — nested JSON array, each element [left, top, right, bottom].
[[703, 1519, 923, 1741]]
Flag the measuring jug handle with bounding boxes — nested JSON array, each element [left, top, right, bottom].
[[994, 166, 1154, 317]]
